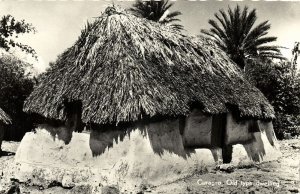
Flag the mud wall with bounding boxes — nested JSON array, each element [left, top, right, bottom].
[[242, 132, 266, 161], [12, 113, 281, 192], [89, 127, 127, 157], [258, 121, 276, 146], [146, 119, 191, 157], [40, 123, 74, 145], [241, 121, 279, 162], [225, 112, 256, 145], [14, 128, 218, 191], [182, 109, 213, 148], [88, 112, 279, 164], [39, 108, 83, 145], [29, 108, 279, 165], [89, 119, 194, 158]]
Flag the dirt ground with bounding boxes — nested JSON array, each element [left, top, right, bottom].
[[0, 139, 299, 194]]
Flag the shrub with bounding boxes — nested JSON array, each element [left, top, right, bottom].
[[245, 59, 300, 139], [0, 51, 35, 140]]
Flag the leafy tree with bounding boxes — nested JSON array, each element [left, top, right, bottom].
[[0, 51, 35, 141], [245, 59, 300, 139], [0, 15, 37, 141], [201, 5, 283, 69], [0, 15, 36, 57], [129, 0, 183, 31]]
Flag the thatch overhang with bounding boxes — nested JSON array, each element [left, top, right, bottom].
[[24, 7, 274, 125], [0, 108, 11, 125]]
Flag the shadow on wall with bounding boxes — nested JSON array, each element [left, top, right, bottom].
[[87, 110, 276, 163], [40, 124, 73, 145], [40, 101, 84, 145], [225, 112, 267, 162], [143, 119, 195, 158], [89, 120, 195, 159], [259, 121, 275, 146], [89, 125, 128, 157], [40, 108, 276, 163], [241, 121, 277, 161], [243, 132, 266, 161]]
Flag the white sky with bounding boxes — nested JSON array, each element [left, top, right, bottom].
[[0, 0, 299, 72]]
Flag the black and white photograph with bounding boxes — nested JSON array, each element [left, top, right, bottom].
[[0, 0, 299, 193]]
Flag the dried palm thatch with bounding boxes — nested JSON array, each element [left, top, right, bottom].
[[24, 7, 274, 126], [0, 108, 11, 125]]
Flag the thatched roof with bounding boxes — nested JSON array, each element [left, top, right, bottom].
[[0, 108, 11, 125], [24, 7, 274, 125]]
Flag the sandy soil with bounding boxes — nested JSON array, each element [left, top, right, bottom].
[[0, 139, 299, 194]]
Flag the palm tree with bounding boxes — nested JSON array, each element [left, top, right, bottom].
[[201, 5, 284, 69], [129, 0, 183, 31]]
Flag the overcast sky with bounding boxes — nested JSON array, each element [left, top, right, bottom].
[[0, 0, 300, 72]]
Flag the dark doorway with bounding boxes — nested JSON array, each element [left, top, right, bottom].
[[211, 113, 233, 164]]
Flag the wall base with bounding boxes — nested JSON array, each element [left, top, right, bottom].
[[10, 126, 281, 192]]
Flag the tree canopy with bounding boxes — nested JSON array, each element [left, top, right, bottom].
[[201, 5, 284, 69], [0, 15, 37, 141], [0, 51, 35, 140], [246, 59, 300, 138], [0, 15, 36, 57], [129, 0, 183, 31]]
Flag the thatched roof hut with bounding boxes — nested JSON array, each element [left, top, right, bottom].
[[24, 7, 274, 126], [0, 108, 11, 125], [18, 8, 281, 189]]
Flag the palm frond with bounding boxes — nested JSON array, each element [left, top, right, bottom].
[[129, 0, 183, 31], [201, 5, 281, 69], [166, 11, 182, 19]]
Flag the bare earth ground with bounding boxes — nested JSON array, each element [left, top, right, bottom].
[[0, 139, 299, 194]]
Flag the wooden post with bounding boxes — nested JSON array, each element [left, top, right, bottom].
[[222, 145, 233, 164]]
